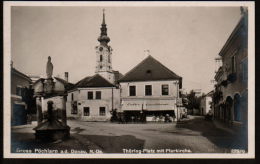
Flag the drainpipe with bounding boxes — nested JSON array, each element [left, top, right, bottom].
[[176, 81, 180, 122], [112, 87, 114, 111]]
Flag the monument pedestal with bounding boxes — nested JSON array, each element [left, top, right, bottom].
[[34, 119, 70, 141], [33, 56, 70, 142], [33, 78, 70, 142]]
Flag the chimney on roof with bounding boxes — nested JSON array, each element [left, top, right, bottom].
[[65, 72, 69, 82]]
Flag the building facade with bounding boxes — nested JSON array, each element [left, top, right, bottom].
[[200, 91, 213, 116], [213, 8, 248, 127], [66, 74, 120, 121], [11, 63, 33, 125], [118, 55, 182, 122]]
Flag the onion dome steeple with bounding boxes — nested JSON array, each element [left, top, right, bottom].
[[98, 9, 110, 45]]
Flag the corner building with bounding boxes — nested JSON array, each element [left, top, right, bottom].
[[118, 55, 182, 122]]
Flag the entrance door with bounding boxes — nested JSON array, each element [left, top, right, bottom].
[[12, 104, 27, 126]]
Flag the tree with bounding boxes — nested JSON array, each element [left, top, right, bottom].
[[183, 90, 201, 114], [21, 87, 36, 115]]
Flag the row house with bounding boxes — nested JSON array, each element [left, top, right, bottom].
[[11, 62, 33, 125], [213, 8, 248, 127]]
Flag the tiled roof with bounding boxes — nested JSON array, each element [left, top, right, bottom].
[[219, 11, 248, 57], [74, 74, 115, 89], [118, 55, 182, 82], [54, 77, 75, 90], [113, 70, 124, 84], [11, 67, 32, 82]]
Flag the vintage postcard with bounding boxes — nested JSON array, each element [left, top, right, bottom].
[[3, 1, 255, 158]]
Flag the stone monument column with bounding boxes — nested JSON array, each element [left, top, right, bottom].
[[61, 96, 67, 125], [46, 56, 53, 79], [36, 96, 43, 125]]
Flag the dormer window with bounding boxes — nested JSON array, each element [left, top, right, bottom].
[[146, 70, 151, 74]]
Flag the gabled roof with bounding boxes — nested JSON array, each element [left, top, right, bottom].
[[73, 74, 115, 89], [219, 11, 248, 57], [118, 55, 182, 82], [11, 67, 32, 82], [54, 77, 75, 90], [113, 70, 124, 84]]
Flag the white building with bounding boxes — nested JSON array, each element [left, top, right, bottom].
[[118, 55, 182, 121], [200, 91, 213, 116], [66, 74, 120, 121]]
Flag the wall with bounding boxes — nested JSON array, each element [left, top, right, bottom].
[[66, 87, 120, 121], [54, 80, 65, 92], [42, 96, 64, 112], [11, 73, 31, 95], [222, 47, 247, 101], [200, 96, 212, 115], [120, 80, 179, 112], [98, 71, 115, 85], [120, 80, 179, 98], [215, 15, 248, 125], [11, 72, 31, 125]]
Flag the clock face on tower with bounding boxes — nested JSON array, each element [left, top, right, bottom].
[[99, 47, 103, 51]]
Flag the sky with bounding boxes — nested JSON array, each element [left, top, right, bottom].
[[11, 6, 242, 94]]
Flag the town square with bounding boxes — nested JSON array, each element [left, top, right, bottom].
[[4, 1, 254, 158]]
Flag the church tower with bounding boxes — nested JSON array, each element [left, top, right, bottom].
[[95, 9, 115, 84]]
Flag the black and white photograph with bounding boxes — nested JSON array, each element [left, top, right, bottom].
[[3, 1, 255, 158]]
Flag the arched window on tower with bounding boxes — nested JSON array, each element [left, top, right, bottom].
[[100, 55, 103, 62], [108, 55, 111, 63]]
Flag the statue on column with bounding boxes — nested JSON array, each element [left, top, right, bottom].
[[46, 56, 53, 79]]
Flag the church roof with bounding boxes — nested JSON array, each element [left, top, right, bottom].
[[118, 55, 182, 83], [73, 74, 115, 89]]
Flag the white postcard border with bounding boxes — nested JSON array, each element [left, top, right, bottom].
[[3, 1, 255, 159]]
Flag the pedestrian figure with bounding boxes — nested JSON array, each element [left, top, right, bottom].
[[131, 116, 135, 123], [165, 114, 170, 123], [155, 116, 159, 122]]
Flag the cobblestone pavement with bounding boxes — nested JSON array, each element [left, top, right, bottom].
[[11, 116, 247, 154]]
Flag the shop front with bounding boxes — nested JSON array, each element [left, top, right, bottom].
[[121, 99, 176, 122]]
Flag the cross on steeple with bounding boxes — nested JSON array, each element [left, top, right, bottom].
[[102, 9, 106, 24], [98, 9, 110, 44]]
